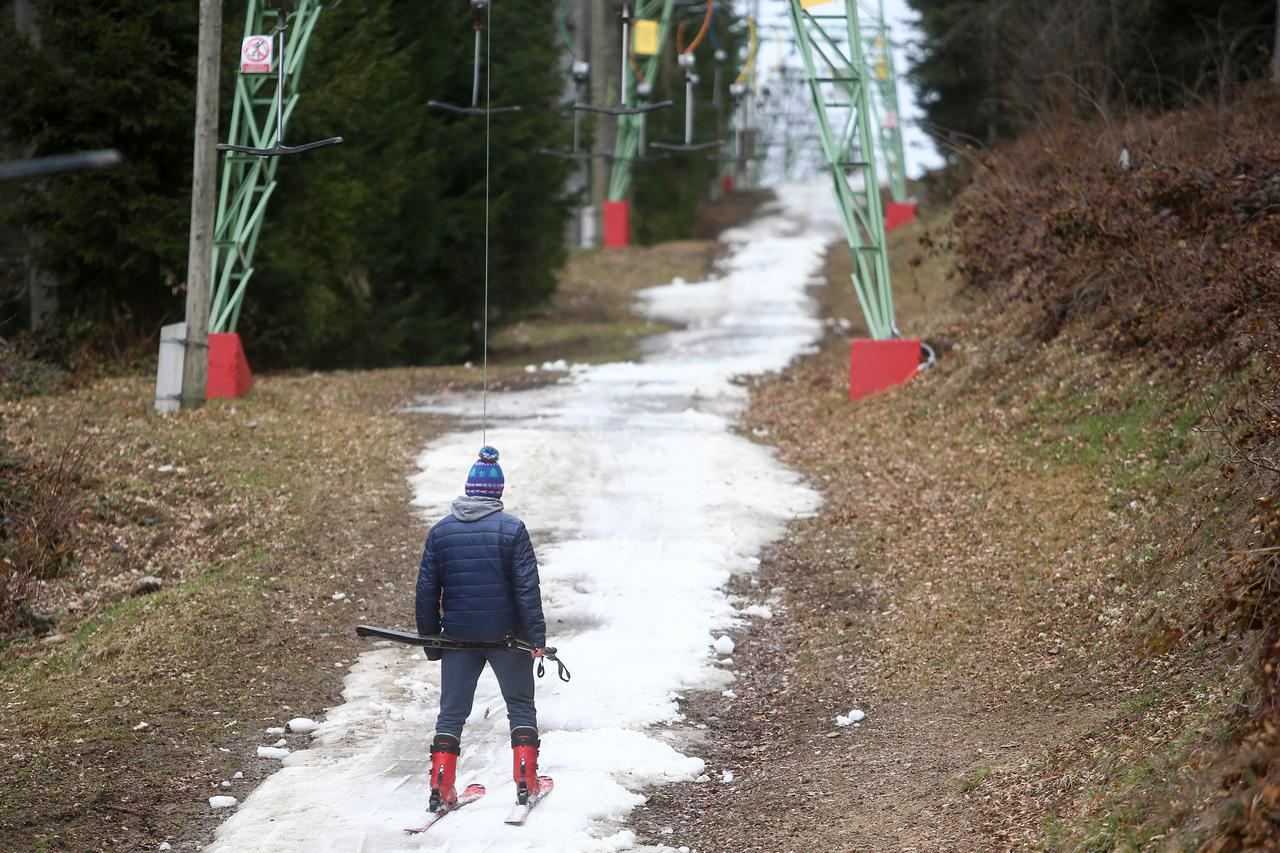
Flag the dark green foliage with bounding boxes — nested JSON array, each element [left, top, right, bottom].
[[0, 0, 571, 369], [906, 0, 1278, 147], [632, 7, 745, 244], [245, 0, 571, 368], [0, 0, 200, 337]]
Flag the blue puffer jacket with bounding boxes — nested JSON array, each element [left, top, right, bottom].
[[415, 500, 547, 647]]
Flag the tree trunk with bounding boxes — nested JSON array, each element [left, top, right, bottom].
[[1272, 0, 1280, 83]]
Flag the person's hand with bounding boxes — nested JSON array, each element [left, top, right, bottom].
[[530, 648, 545, 659]]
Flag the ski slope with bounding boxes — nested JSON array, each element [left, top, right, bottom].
[[207, 183, 836, 852]]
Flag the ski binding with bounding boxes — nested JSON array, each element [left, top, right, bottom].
[[504, 777, 554, 825], [405, 783, 486, 834]]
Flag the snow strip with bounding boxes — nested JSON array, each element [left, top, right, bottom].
[[207, 182, 836, 851]]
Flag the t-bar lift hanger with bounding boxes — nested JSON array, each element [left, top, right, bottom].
[[428, 1, 522, 118], [573, 1, 672, 118], [216, 0, 344, 157], [650, 0, 722, 154]]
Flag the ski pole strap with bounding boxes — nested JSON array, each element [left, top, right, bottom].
[[535, 650, 571, 683], [499, 635, 570, 682], [355, 625, 571, 682]]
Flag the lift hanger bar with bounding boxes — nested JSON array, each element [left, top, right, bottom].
[[217, 5, 343, 157], [429, 1, 522, 118]]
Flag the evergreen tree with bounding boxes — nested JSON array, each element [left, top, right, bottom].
[[0, 0, 202, 336], [0, 0, 572, 369], [906, 0, 1278, 147]]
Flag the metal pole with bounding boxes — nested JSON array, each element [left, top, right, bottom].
[[588, 0, 609, 219], [620, 2, 632, 109], [180, 0, 222, 410], [275, 11, 287, 144], [473, 26, 483, 107], [685, 77, 694, 144]]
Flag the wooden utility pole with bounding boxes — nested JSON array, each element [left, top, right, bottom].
[[181, 0, 222, 410]]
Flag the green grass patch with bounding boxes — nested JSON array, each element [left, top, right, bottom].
[[958, 763, 993, 793]]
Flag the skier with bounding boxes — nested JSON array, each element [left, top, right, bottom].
[[415, 446, 549, 814]]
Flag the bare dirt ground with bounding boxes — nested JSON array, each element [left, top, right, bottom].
[[0, 195, 758, 852], [634, 217, 1242, 851]]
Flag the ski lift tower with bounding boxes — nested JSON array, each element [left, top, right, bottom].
[[210, 0, 329, 341], [866, 0, 915, 229], [786, 0, 921, 398]]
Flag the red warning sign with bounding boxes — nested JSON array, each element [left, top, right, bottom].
[[241, 35, 273, 74]]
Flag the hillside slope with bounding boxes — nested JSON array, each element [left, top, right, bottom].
[[639, 89, 1279, 851]]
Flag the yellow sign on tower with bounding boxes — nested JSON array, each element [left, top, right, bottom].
[[633, 19, 660, 56], [799, 0, 836, 9]]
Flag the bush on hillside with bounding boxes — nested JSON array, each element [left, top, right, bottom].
[[940, 85, 1280, 366]]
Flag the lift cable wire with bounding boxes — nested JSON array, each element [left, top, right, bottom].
[[481, 9, 493, 444]]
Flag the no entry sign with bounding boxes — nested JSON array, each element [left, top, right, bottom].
[[241, 35, 273, 74]]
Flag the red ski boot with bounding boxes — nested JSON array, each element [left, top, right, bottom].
[[505, 726, 554, 824], [511, 726, 542, 805], [428, 733, 460, 812]]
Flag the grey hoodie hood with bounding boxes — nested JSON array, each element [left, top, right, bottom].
[[452, 495, 504, 522]]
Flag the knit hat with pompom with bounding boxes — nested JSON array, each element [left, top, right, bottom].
[[465, 446, 504, 498]]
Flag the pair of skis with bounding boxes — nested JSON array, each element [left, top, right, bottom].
[[405, 778, 555, 834]]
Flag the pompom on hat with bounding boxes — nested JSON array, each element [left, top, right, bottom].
[[465, 446, 505, 498]]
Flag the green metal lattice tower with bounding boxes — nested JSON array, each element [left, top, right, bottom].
[[209, 0, 327, 334], [606, 0, 677, 202], [786, 0, 894, 340]]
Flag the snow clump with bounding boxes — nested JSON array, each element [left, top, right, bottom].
[[286, 717, 319, 734], [257, 746, 290, 759], [209, 795, 238, 809], [835, 708, 866, 727], [713, 635, 735, 655], [722, 770, 735, 783]]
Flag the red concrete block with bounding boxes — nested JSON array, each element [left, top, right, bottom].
[[884, 201, 917, 233], [849, 338, 920, 401], [603, 200, 631, 248], [208, 332, 253, 399]]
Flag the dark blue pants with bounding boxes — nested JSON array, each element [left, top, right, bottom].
[[435, 648, 537, 739]]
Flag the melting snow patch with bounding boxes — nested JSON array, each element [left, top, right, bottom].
[[331, 592, 345, 601], [722, 770, 735, 784], [209, 796, 237, 809], [204, 181, 836, 853], [265, 727, 285, 735], [256, 746, 289, 760], [835, 709, 866, 727], [721, 689, 737, 699], [742, 604, 773, 619]]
